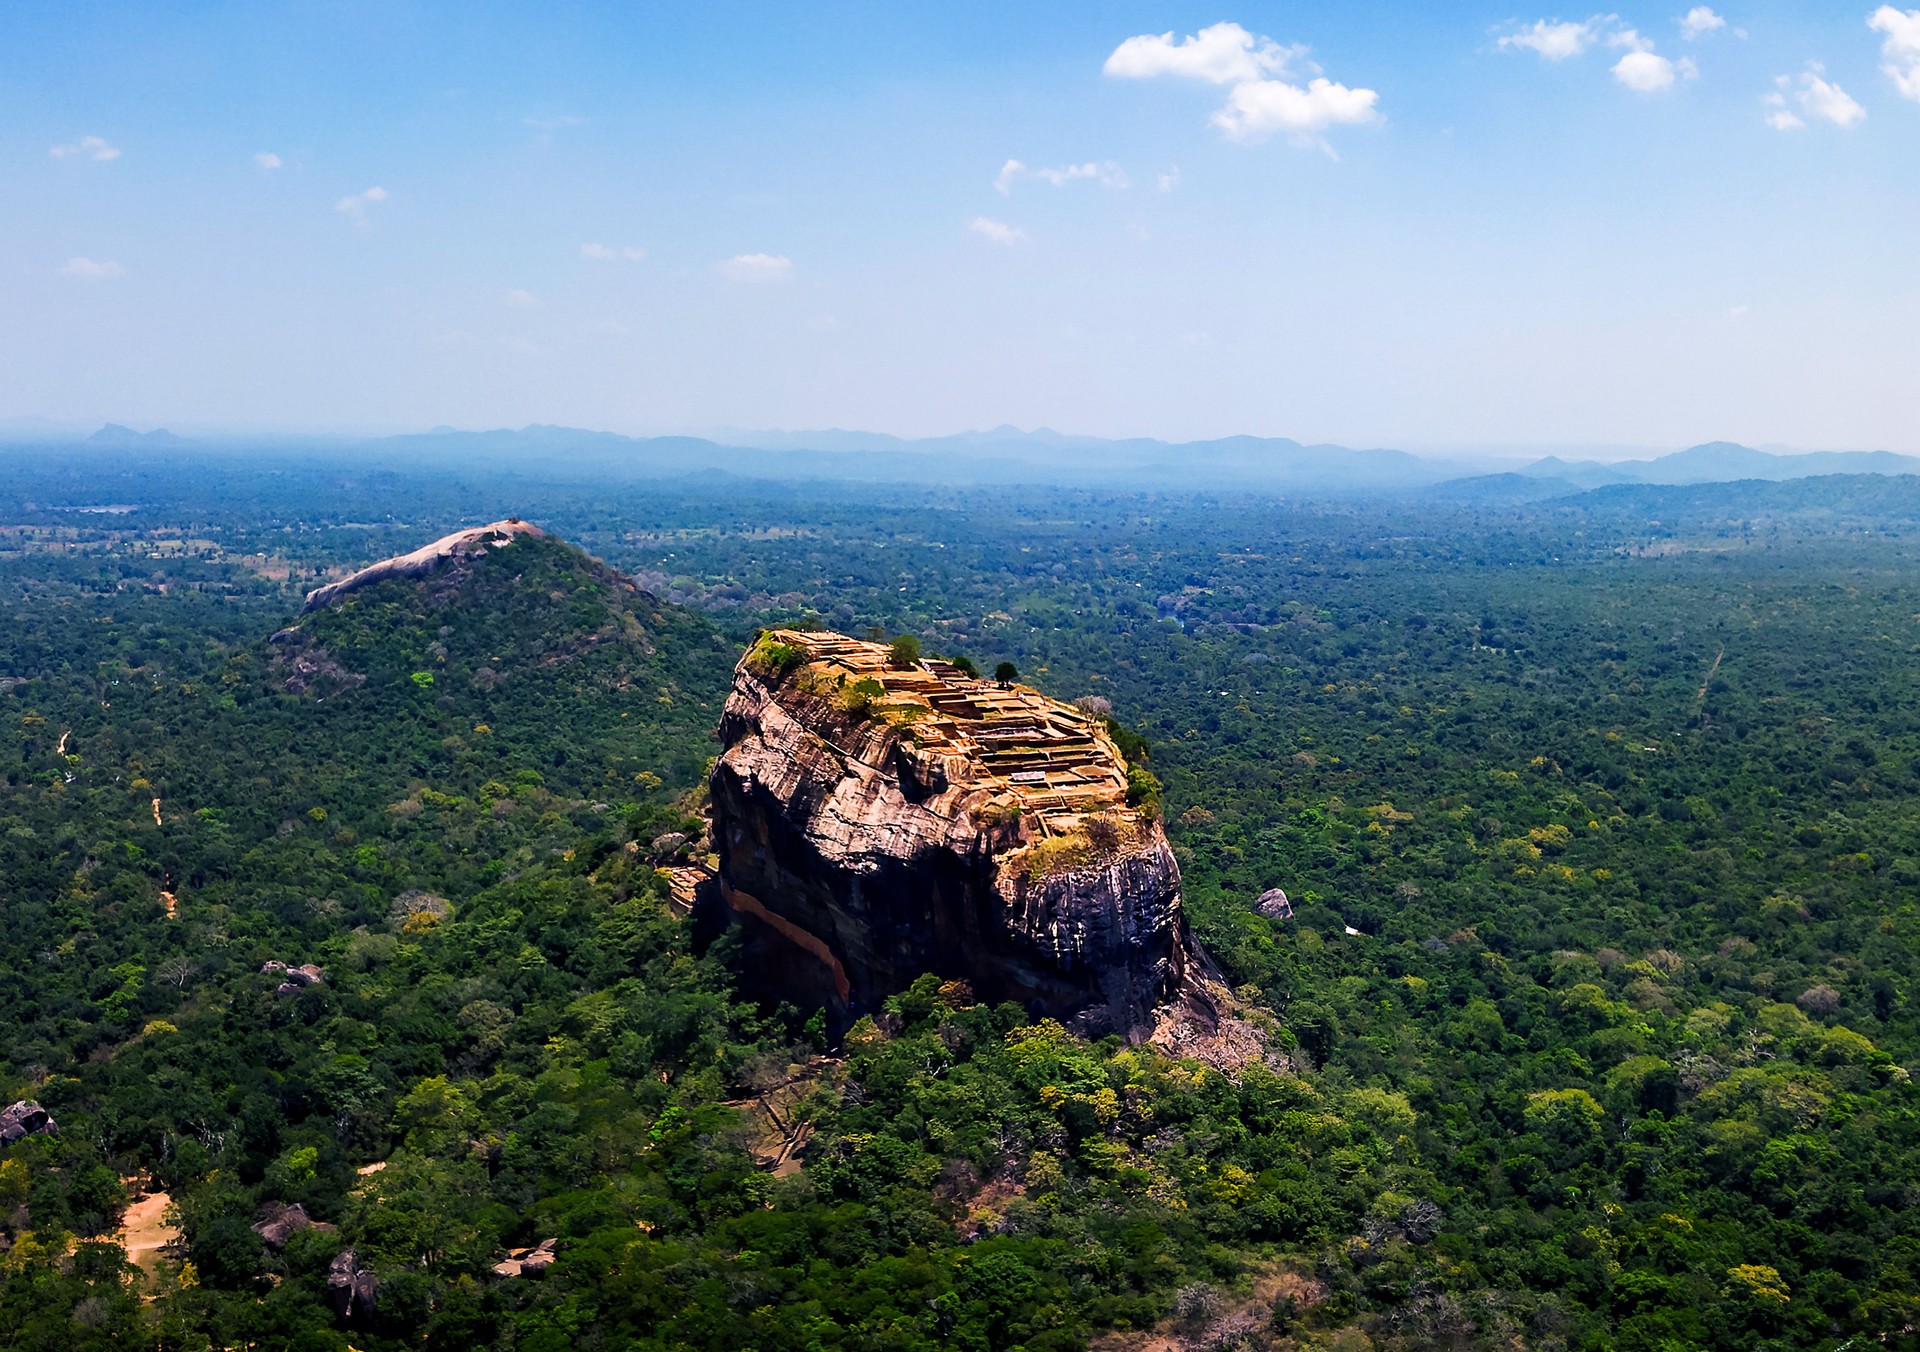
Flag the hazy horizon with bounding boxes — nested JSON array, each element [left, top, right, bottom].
[[0, 414, 1909, 468]]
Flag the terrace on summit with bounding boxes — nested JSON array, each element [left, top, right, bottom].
[[749, 628, 1136, 839]]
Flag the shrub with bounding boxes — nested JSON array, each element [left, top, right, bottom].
[[1023, 832, 1093, 881], [745, 633, 807, 679], [887, 634, 923, 669], [837, 677, 886, 717], [1126, 765, 1163, 816]]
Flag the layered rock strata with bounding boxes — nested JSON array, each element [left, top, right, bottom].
[[709, 630, 1216, 1040]]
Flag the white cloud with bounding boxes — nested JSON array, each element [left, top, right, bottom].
[[1498, 17, 1698, 89], [967, 216, 1025, 246], [255, 152, 283, 170], [1105, 22, 1379, 149], [1762, 98, 1805, 130], [719, 253, 793, 281], [60, 257, 124, 280], [1767, 64, 1867, 128], [1105, 21, 1293, 84], [1871, 6, 1920, 101], [580, 242, 645, 261], [1214, 75, 1383, 143], [525, 115, 585, 130], [334, 186, 388, 220], [1602, 28, 1696, 91], [505, 288, 537, 307], [1497, 18, 1603, 60], [50, 135, 121, 162], [993, 159, 1128, 194], [1680, 6, 1726, 39], [1157, 166, 1182, 192]]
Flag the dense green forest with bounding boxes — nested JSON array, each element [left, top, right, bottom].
[[2, 452, 1919, 1350]]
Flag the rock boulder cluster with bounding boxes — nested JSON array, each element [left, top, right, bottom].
[[327, 1249, 379, 1326], [0, 1101, 55, 1144], [261, 960, 325, 997], [709, 629, 1221, 1040]]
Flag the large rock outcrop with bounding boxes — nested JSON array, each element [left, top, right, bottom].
[[709, 630, 1217, 1040], [300, 519, 544, 614]]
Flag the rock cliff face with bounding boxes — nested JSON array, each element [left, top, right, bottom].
[[709, 630, 1216, 1040]]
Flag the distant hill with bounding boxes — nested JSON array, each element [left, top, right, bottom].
[[359, 423, 1468, 491], [87, 423, 184, 446], [1513, 440, 1920, 488]]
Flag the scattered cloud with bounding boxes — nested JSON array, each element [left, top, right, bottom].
[[1157, 166, 1182, 192], [1106, 21, 1295, 83], [335, 186, 388, 220], [580, 242, 646, 261], [50, 135, 120, 162], [1104, 22, 1380, 149], [1607, 28, 1696, 91], [60, 257, 124, 280], [1497, 18, 1696, 89], [719, 253, 793, 282], [505, 288, 537, 307], [994, 159, 1128, 194], [1762, 96, 1804, 130], [1680, 7, 1726, 39], [1729, 304, 1750, 318], [1497, 18, 1602, 60], [1872, 6, 1920, 101], [525, 115, 585, 130], [254, 152, 283, 170], [1766, 64, 1867, 128], [967, 216, 1025, 246]]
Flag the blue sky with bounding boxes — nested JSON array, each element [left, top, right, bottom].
[[6, 2, 1917, 452]]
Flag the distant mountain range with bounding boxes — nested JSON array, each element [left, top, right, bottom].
[[40, 424, 1920, 495], [1509, 441, 1920, 489]]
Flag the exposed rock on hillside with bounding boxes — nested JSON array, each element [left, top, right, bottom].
[[0, 1101, 55, 1144], [709, 629, 1221, 1041], [300, 518, 545, 614], [261, 959, 325, 997], [327, 1249, 379, 1326], [252, 1201, 330, 1249]]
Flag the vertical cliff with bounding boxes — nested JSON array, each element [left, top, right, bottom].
[[708, 630, 1218, 1040]]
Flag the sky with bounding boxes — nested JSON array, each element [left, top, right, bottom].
[[5, 1, 1918, 453]]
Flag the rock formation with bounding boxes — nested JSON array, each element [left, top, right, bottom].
[[252, 1200, 331, 1249], [0, 1101, 55, 1144], [300, 519, 544, 614], [708, 629, 1218, 1040], [327, 1249, 379, 1326], [492, 1237, 557, 1278], [1255, 888, 1293, 920], [261, 959, 325, 997]]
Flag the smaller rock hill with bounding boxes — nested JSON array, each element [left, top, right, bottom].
[[709, 629, 1224, 1041], [301, 518, 546, 613], [265, 517, 729, 799]]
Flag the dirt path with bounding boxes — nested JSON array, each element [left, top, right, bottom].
[[726, 1056, 840, 1175], [56, 730, 70, 756], [114, 1188, 180, 1270], [151, 796, 162, 827], [1696, 646, 1725, 704]]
